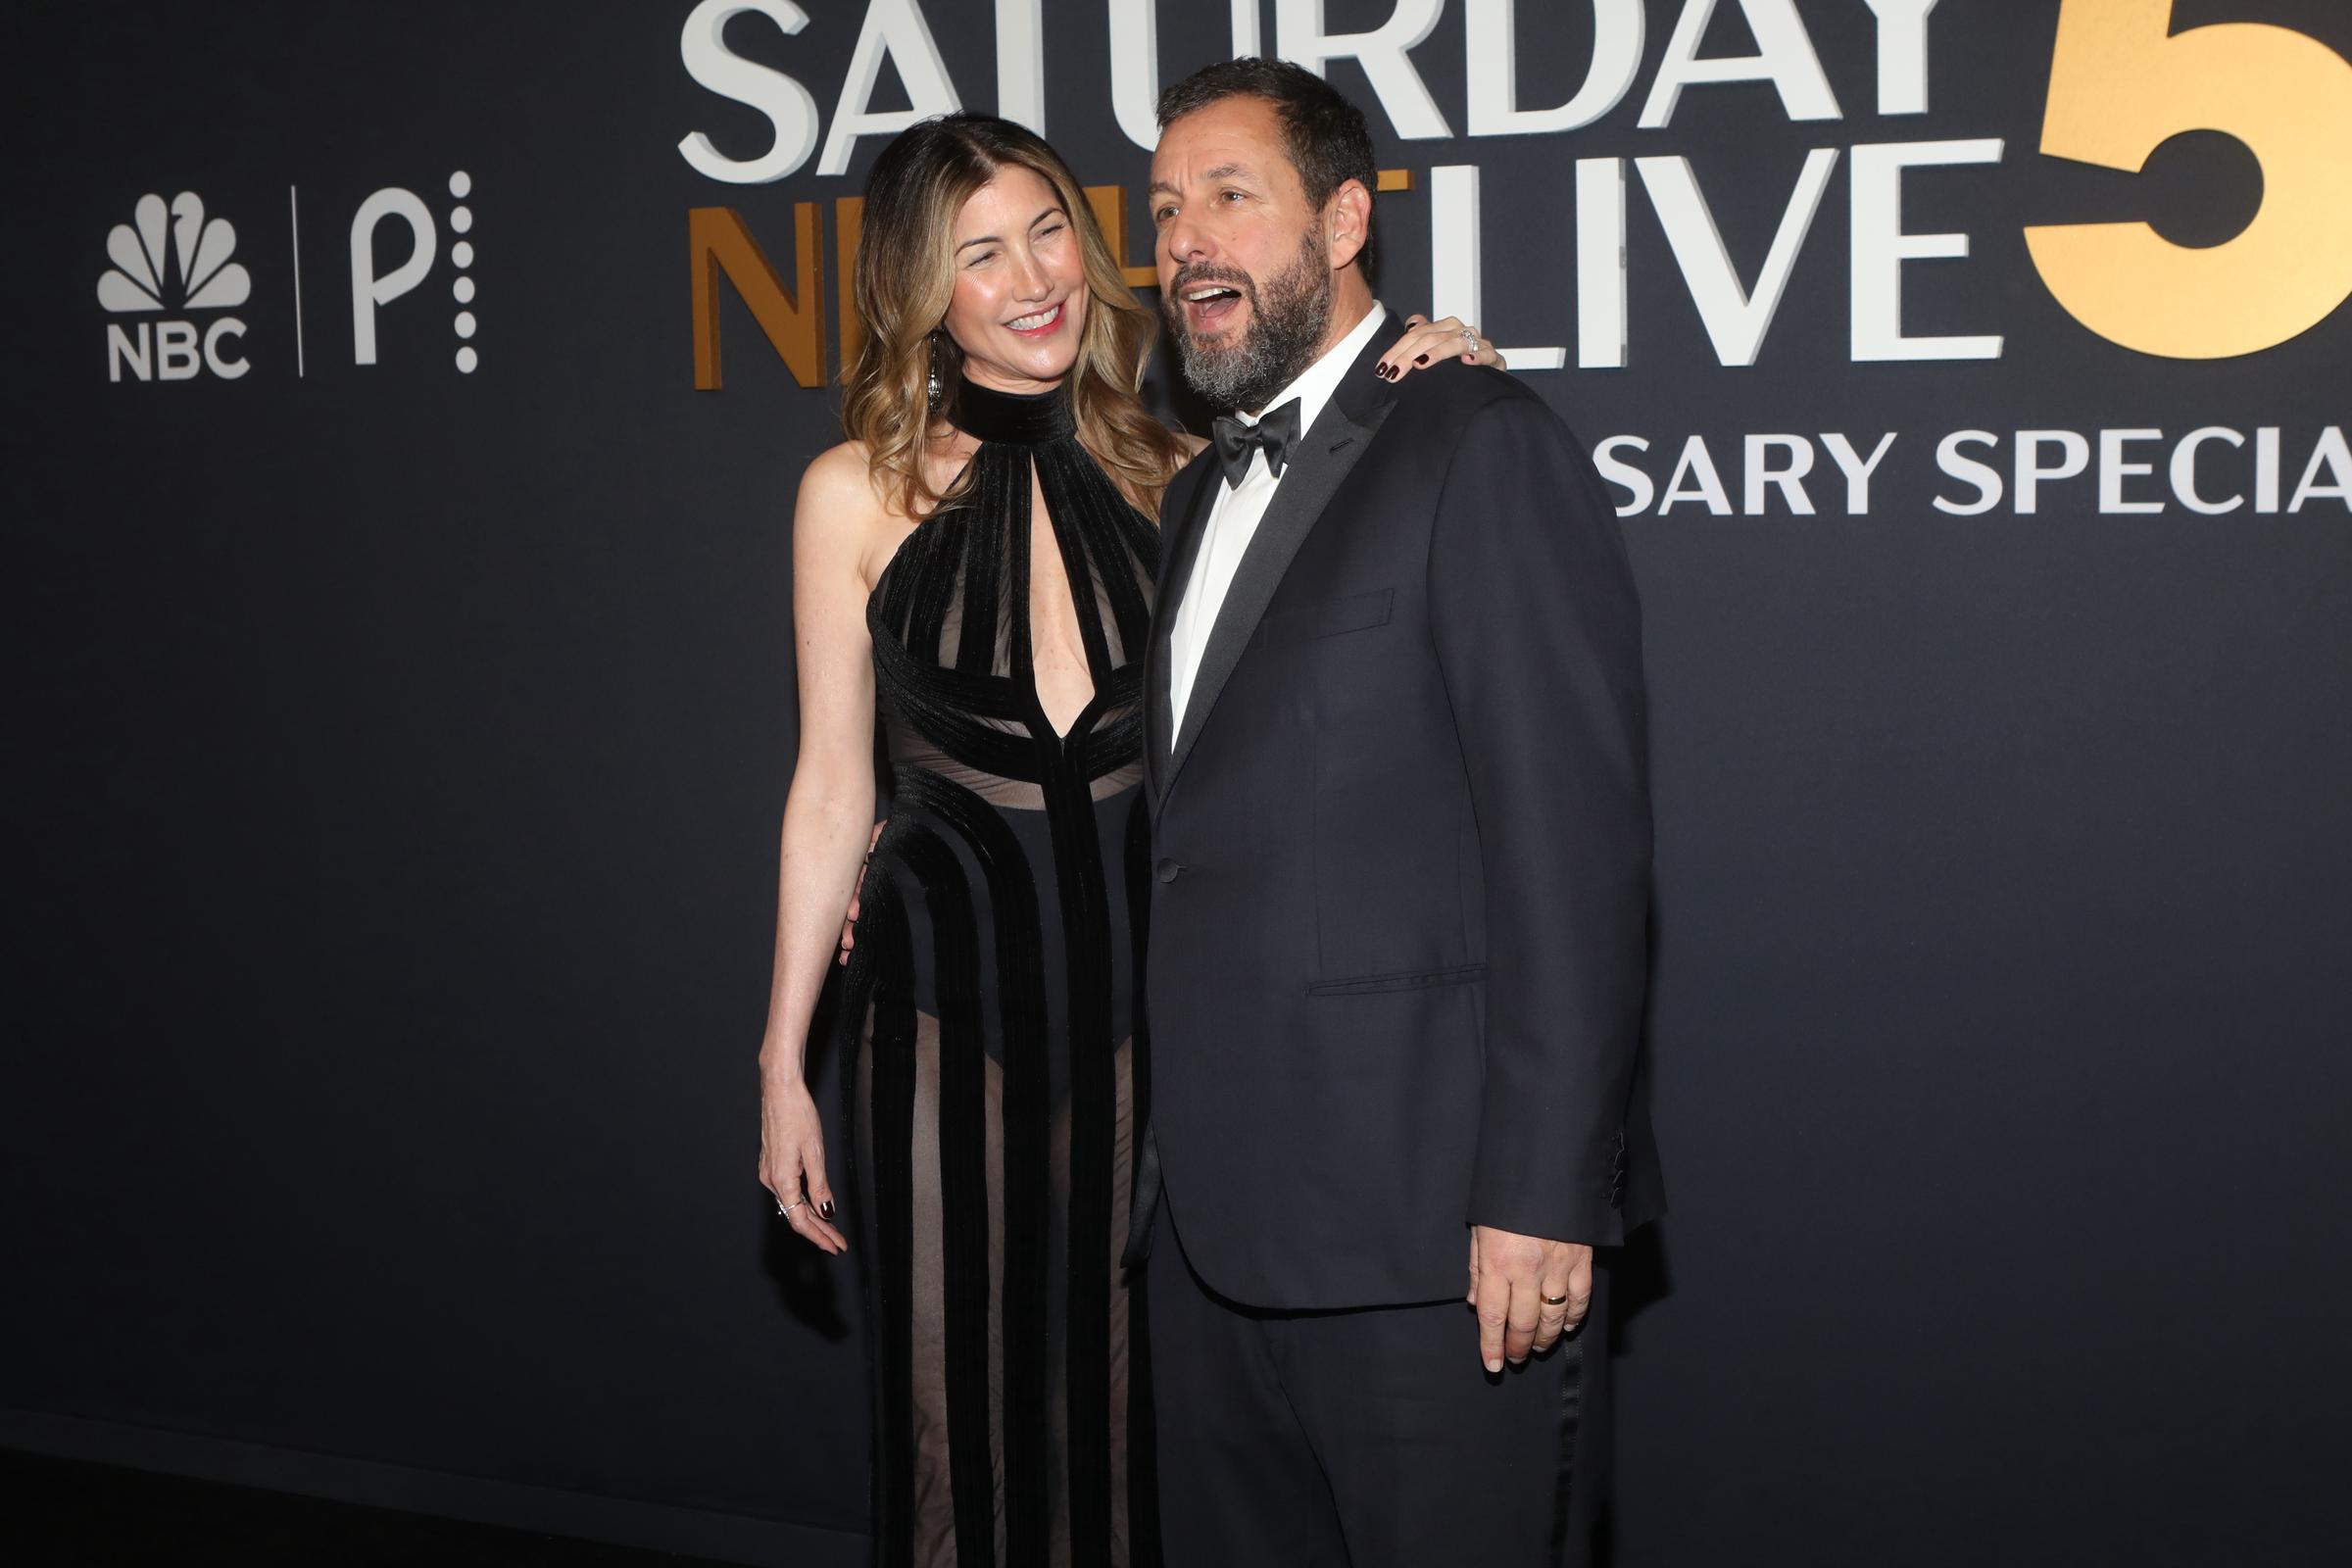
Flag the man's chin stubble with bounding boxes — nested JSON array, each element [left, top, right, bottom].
[[1176, 314, 1309, 412], [1170, 234, 1333, 412]]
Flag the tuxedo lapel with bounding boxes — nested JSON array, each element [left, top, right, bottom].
[[1162, 317, 1403, 793], [1147, 455, 1219, 806]]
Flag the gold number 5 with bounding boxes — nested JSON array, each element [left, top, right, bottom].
[[2025, 0, 2352, 359]]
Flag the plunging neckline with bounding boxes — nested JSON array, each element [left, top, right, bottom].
[[866, 377, 1134, 747]]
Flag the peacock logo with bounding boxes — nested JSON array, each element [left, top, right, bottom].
[[100, 191, 252, 382]]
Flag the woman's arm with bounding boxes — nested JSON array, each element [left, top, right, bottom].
[[757, 443, 889, 1255]]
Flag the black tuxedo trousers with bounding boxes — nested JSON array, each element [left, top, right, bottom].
[[1133, 318, 1659, 1563], [1148, 1199, 1613, 1568]]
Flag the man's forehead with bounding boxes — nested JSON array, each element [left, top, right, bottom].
[[1151, 96, 1288, 184]]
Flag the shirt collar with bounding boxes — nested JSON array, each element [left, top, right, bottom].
[[1237, 298, 1386, 437]]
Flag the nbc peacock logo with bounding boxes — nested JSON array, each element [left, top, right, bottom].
[[99, 191, 253, 382]]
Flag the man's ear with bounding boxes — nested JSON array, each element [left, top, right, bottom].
[[1325, 178, 1372, 271]]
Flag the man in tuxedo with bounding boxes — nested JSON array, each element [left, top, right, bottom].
[[1128, 59, 1662, 1566]]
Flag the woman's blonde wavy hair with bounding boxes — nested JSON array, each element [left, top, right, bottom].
[[841, 114, 1188, 520]]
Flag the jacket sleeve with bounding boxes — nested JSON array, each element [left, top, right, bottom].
[[1426, 391, 1653, 1247]]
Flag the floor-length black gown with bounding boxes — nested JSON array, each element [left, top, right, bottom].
[[840, 376, 1160, 1567]]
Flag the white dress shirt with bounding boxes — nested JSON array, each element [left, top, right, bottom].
[[1166, 301, 1387, 746]]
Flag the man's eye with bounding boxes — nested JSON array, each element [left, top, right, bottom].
[[1220, 188, 1246, 203], [1152, 205, 1176, 224]]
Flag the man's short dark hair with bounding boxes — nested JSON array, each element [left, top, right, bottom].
[[1156, 57, 1380, 286]]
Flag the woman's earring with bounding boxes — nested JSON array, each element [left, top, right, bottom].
[[926, 332, 944, 410]]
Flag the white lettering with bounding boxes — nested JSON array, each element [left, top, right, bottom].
[[1849, 138, 2003, 362], [1109, 0, 1257, 150], [1465, 0, 1644, 135], [1107, 0, 1161, 150], [1659, 435, 1733, 514], [676, 0, 821, 184], [351, 189, 436, 367], [1429, 166, 1567, 368], [1744, 434, 1816, 514], [1861, 0, 1940, 116], [1105, 0, 1260, 148], [1593, 435, 1654, 516], [1576, 158, 1628, 369], [1934, 429, 2001, 514], [996, 0, 1045, 132], [1637, 148, 1838, 368], [2288, 426, 2352, 513], [816, 0, 960, 178], [107, 321, 152, 383], [203, 318, 249, 379], [2099, 429, 2164, 514], [1639, 0, 1840, 129], [2015, 429, 2088, 514], [1275, 0, 1450, 139], [2170, 427, 2245, 515], [156, 319, 200, 381], [1821, 432, 1897, 514]]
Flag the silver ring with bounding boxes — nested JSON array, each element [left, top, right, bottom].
[[779, 1200, 806, 1219], [1461, 325, 1478, 352]]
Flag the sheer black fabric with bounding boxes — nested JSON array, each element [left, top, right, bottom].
[[841, 377, 1161, 1567]]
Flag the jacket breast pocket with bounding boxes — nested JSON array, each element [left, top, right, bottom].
[[1259, 588, 1394, 648], [1306, 962, 1486, 998]]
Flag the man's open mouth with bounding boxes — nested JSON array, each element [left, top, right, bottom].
[[1181, 282, 1247, 331]]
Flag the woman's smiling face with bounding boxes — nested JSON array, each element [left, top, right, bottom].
[[941, 166, 1089, 395]]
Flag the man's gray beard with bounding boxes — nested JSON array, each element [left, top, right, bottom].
[[1165, 228, 1335, 415]]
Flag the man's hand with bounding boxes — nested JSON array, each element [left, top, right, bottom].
[[1468, 1226, 1593, 1373]]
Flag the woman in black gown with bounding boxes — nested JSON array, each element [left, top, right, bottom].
[[752, 114, 1498, 1566]]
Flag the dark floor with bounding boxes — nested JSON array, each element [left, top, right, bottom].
[[1, 1448, 745, 1567]]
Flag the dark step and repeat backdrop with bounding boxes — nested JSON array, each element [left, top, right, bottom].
[[11, 2, 2348, 1563]]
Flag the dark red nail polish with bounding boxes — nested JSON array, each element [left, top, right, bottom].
[[1370, 363, 1387, 377], [1414, 353, 1429, 366], [819, 1200, 836, 1220]]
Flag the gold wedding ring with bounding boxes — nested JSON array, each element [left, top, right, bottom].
[[1542, 1293, 1570, 1306]]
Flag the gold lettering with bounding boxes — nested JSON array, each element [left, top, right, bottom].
[[835, 197, 865, 372], [2026, 0, 2352, 359], [690, 204, 825, 389], [1083, 183, 1158, 292]]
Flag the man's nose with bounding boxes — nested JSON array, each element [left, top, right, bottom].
[[1161, 215, 1212, 272]]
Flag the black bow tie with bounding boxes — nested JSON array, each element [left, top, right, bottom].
[[1210, 398, 1302, 489]]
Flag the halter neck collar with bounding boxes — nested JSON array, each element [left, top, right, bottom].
[[951, 375, 1077, 446]]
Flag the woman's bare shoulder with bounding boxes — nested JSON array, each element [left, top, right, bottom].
[[792, 440, 903, 590], [798, 439, 886, 513]]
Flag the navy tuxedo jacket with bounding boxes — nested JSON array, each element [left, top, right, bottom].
[[1134, 315, 1662, 1310]]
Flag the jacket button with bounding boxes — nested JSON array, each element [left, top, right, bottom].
[[1155, 858, 1182, 883]]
